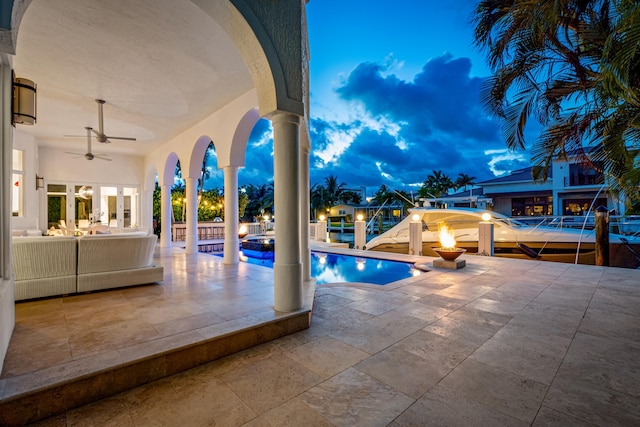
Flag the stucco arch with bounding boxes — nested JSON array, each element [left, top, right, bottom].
[[187, 136, 218, 180], [192, 0, 305, 118], [227, 108, 260, 167], [161, 152, 180, 187]]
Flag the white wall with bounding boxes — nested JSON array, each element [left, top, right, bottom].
[[0, 54, 15, 373], [39, 146, 144, 184]]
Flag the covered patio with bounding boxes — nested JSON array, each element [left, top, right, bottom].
[[1, 0, 312, 384]]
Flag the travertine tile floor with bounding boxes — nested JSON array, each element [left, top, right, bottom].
[[6, 246, 640, 426]]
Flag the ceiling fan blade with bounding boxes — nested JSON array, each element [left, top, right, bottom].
[[64, 151, 84, 156], [106, 136, 137, 141], [94, 155, 112, 161], [63, 134, 87, 138]]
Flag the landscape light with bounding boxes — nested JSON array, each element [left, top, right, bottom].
[[481, 213, 491, 222], [357, 214, 363, 221], [412, 213, 421, 222]]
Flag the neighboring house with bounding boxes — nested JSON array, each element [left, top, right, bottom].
[[477, 155, 624, 217], [478, 167, 554, 217], [327, 204, 362, 221], [328, 202, 405, 223]]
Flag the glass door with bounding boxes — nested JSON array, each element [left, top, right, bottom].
[[99, 186, 140, 228], [46, 184, 67, 229], [100, 186, 118, 226], [123, 187, 139, 228], [74, 185, 93, 228]]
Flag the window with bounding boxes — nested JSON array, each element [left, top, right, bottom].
[[568, 163, 604, 186], [12, 149, 24, 217], [563, 198, 607, 216], [511, 196, 553, 216]]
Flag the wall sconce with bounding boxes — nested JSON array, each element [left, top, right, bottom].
[[35, 175, 44, 190], [12, 72, 37, 125]]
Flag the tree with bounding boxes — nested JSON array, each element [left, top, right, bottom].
[[310, 184, 329, 220], [323, 174, 346, 207], [455, 173, 476, 192], [418, 170, 454, 198], [372, 184, 393, 206], [242, 183, 274, 221], [473, 0, 639, 206], [198, 141, 215, 202], [341, 190, 363, 204]]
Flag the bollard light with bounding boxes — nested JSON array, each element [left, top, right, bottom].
[[354, 214, 366, 249]]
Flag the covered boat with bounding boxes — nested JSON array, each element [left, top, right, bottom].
[[364, 208, 640, 268]]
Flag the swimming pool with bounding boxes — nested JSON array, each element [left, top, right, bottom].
[[230, 250, 422, 285]]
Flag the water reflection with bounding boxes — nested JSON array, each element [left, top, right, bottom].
[[232, 250, 421, 285], [310, 252, 419, 285]]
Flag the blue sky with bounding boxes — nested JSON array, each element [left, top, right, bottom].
[[209, 1, 533, 195]]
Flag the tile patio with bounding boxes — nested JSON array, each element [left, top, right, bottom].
[[1, 245, 639, 426]]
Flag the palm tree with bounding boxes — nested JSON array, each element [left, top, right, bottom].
[[372, 184, 393, 206], [323, 175, 346, 207], [197, 141, 215, 203], [243, 183, 274, 221], [418, 170, 454, 198], [473, 0, 639, 205], [341, 190, 363, 204], [310, 184, 329, 220], [455, 173, 476, 192]]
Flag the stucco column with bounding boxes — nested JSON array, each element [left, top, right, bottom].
[[185, 177, 198, 254], [272, 112, 302, 312], [223, 166, 240, 264], [300, 143, 311, 282], [160, 185, 172, 247]]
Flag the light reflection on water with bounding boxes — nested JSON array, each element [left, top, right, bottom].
[[235, 250, 421, 285]]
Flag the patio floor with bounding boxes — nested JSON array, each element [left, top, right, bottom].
[[2, 245, 640, 426]]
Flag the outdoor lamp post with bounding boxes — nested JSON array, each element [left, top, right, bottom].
[[409, 213, 422, 256], [354, 213, 366, 249], [316, 215, 327, 242], [478, 212, 494, 256]]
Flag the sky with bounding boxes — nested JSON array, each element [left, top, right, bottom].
[[207, 0, 534, 196]]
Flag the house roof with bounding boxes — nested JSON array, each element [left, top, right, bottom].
[[479, 167, 548, 185], [443, 188, 484, 198]]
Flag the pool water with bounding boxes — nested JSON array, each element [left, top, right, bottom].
[[231, 250, 422, 285]]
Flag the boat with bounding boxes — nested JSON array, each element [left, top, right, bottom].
[[364, 207, 640, 268]]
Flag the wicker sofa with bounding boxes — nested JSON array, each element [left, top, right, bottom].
[[12, 234, 163, 301], [76, 234, 163, 292], [12, 236, 77, 301]]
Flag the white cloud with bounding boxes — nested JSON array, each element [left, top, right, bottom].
[[485, 149, 527, 176]]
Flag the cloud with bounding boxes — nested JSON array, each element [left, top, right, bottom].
[[225, 53, 528, 195]]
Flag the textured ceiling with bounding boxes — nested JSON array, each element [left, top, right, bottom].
[[12, 0, 253, 155]]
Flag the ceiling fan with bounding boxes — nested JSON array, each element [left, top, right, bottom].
[[65, 127, 111, 161], [65, 99, 137, 144]]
